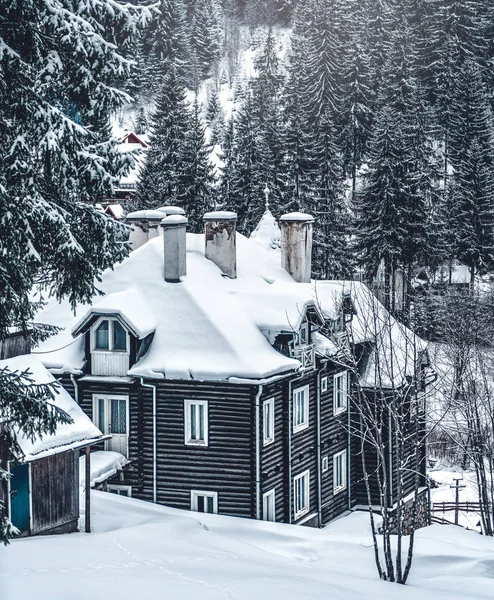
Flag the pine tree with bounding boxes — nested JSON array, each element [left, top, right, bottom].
[[177, 98, 216, 231], [192, 0, 223, 80], [134, 61, 191, 209], [354, 10, 438, 311], [0, 0, 149, 544], [141, 0, 194, 95], [446, 60, 494, 283]]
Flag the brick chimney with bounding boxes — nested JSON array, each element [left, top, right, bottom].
[[203, 211, 237, 279], [161, 215, 188, 283], [279, 212, 314, 283]]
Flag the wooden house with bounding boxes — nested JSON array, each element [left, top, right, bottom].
[[0, 351, 106, 536], [35, 209, 430, 528]]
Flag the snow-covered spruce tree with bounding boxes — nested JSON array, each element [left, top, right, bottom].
[[134, 62, 214, 229], [226, 90, 267, 232], [250, 28, 286, 218], [283, 2, 319, 213], [140, 0, 195, 95], [177, 97, 216, 232], [339, 13, 374, 199], [133, 61, 191, 210], [307, 109, 353, 280], [0, 0, 151, 544], [446, 60, 494, 285], [354, 10, 439, 313], [191, 0, 223, 81]]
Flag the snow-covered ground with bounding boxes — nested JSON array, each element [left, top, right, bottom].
[[2, 491, 493, 600]]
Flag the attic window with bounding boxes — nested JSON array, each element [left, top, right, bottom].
[[93, 319, 128, 353]]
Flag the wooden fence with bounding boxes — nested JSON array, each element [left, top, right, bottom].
[[432, 501, 481, 513]]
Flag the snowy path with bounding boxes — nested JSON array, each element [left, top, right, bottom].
[[1, 491, 494, 600]]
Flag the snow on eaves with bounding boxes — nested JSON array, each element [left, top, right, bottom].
[[35, 229, 425, 388], [0, 354, 103, 460], [72, 287, 157, 339]]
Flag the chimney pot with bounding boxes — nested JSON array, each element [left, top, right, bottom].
[[125, 209, 165, 250], [280, 212, 314, 283], [161, 215, 188, 283], [203, 211, 237, 279]]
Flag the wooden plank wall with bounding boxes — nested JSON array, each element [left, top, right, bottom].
[[319, 364, 350, 525], [31, 450, 79, 534]]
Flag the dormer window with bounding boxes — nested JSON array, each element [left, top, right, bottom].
[[93, 318, 128, 353]]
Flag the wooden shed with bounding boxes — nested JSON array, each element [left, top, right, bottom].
[[0, 354, 106, 536]]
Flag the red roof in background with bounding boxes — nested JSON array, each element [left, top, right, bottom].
[[121, 132, 148, 148]]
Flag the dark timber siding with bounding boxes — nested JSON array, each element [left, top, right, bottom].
[[290, 370, 318, 524], [76, 378, 255, 518], [30, 450, 79, 534], [260, 380, 286, 522], [320, 365, 350, 525]]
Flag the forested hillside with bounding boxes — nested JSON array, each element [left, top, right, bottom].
[[125, 0, 494, 289]]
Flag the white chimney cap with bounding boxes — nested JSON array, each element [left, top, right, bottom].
[[156, 206, 186, 216], [203, 211, 237, 221], [126, 209, 164, 221], [279, 212, 314, 222], [161, 215, 188, 226]]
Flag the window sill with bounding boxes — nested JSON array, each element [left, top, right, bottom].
[[333, 406, 347, 417], [333, 485, 347, 496], [263, 437, 275, 447], [294, 507, 309, 520], [293, 423, 309, 434], [185, 440, 208, 447]]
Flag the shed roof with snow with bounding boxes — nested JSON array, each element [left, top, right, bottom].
[[0, 354, 104, 461]]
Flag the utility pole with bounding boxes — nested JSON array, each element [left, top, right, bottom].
[[450, 477, 466, 525]]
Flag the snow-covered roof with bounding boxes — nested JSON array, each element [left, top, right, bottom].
[[250, 209, 281, 251], [0, 354, 104, 461], [72, 288, 157, 339], [79, 450, 129, 489], [34, 226, 424, 387], [105, 204, 125, 220]]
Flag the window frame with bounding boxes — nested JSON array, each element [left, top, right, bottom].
[[90, 317, 129, 354], [190, 490, 218, 514], [263, 397, 275, 446], [333, 371, 348, 416], [333, 450, 347, 495], [262, 488, 276, 522], [320, 376, 328, 393], [92, 393, 130, 457], [322, 455, 329, 473], [184, 399, 209, 447], [107, 484, 132, 497], [293, 469, 310, 520], [293, 385, 309, 433]]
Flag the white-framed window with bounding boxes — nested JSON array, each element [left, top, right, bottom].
[[191, 490, 218, 514], [263, 489, 276, 522], [92, 394, 129, 457], [107, 484, 132, 497], [294, 469, 310, 519], [91, 317, 128, 353], [333, 372, 348, 415], [293, 385, 309, 433], [333, 450, 347, 494], [322, 456, 329, 473], [263, 397, 275, 446], [321, 376, 328, 393], [184, 400, 208, 446]]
